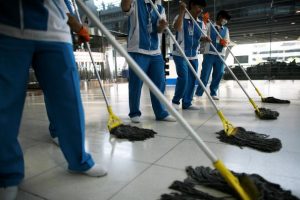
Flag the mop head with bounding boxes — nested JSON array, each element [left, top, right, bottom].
[[110, 124, 157, 141], [161, 181, 224, 200], [182, 166, 299, 200], [255, 107, 279, 120], [160, 192, 218, 200], [262, 97, 290, 104], [160, 166, 299, 200], [216, 127, 282, 152]]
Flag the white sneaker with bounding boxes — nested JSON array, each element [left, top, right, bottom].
[[172, 103, 180, 110], [159, 115, 177, 122], [212, 96, 220, 100], [130, 116, 141, 123], [0, 186, 18, 200], [184, 105, 201, 110], [51, 137, 59, 146], [193, 95, 202, 101], [69, 164, 107, 177]]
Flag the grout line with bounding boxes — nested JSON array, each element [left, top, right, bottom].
[[106, 164, 153, 200], [152, 163, 189, 172], [22, 163, 66, 183], [193, 113, 218, 132], [18, 188, 49, 200], [106, 138, 186, 200]]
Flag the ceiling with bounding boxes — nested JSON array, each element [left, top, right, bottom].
[[164, 0, 300, 44], [84, 0, 300, 44]]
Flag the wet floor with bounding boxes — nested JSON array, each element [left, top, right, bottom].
[[18, 80, 300, 199]]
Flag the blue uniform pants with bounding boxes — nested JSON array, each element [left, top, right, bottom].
[[128, 53, 168, 120], [0, 34, 94, 187], [172, 56, 198, 109], [44, 96, 56, 138], [195, 54, 225, 96]]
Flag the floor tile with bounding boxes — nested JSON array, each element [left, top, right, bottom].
[[109, 165, 186, 200], [21, 156, 149, 200]]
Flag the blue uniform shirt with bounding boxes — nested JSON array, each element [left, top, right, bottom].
[[204, 23, 230, 56], [124, 0, 166, 55], [172, 13, 203, 60], [0, 0, 72, 44]]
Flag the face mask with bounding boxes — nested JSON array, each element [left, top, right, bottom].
[[221, 19, 228, 26]]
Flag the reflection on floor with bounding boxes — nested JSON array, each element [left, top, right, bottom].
[[18, 80, 300, 199]]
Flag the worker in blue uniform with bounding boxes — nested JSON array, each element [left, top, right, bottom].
[[121, 0, 176, 123], [0, 1, 106, 199], [46, 0, 90, 145], [195, 10, 231, 100], [171, 0, 209, 110]]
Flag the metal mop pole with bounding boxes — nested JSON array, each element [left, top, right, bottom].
[[75, 0, 218, 164], [76, 1, 251, 199], [184, 8, 260, 112], [145, 2, 237, 135], [207, 19, 265, 99], [144, 1, 251, 199], [72, 0, 110, 107]]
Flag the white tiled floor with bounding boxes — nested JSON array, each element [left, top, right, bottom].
[[17, 80, 300, 199]]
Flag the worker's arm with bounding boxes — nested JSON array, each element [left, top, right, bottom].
[[157, 6, 168, 33], [157, 19, 168, 33], [121, 0, 132, 12], [66, 13, 90, 43], [220, 29, 230, 47], [173, 2, 186, 32], [67, 13, 82, 33]]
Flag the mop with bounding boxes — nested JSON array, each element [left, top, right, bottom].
[[160, 166, 299, 200], [72, 0, 157, 141], [184, 8, 279, 120], [148, 0, 281, 152], [207, 20, 290, 104], [183, 8, 281, 151], [160, 166, 299, 199], [182, 166, 298, 200], [77, 0, 258, 199]]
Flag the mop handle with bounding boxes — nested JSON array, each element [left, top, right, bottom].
[[76, 0, 218, 163], [148, 1, 220, 112], [207, 20, 264, 98], [72, 0, 110, 107], [185, 8, 252, 100], [147, 4, 252, 200]]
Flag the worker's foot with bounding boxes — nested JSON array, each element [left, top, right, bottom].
[[212, 95, 220, 100], [51, 137, 59, 146], [172, 103, 180, 110], [69, 164, 107, 177], [183, 105, 201, 110], [193, 95, 202, 101], [130, 116, 141, 123], [0, 186, 18, 200], [158, 115, 176, 122]]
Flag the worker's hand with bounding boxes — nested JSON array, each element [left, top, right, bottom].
[[158, 19, 168, 32], [78, 26, 90, 43], [179, 2, 187, 15], [220, 39, 228, 47], [201, 36, 211, 43]]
